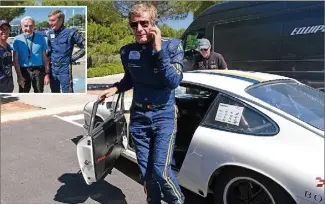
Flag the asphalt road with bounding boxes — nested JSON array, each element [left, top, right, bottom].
[[1, 112, 212, 204], [11, 62, 86, 94]]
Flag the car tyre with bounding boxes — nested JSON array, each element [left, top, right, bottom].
[[213, 168, 296, 204]]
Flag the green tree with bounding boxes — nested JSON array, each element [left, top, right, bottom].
[[66, 14, 85, 27], [159, 24, 186, 38], [0, 0, 37, 6], [113, 1, 221, 20], [0, 8, 25, 22], [42, 1, 122, 26], [36, 21, 50, 28], [185, 34, 200, 50]]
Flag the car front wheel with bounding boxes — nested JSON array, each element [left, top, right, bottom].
[[213, 168, 296, 204]]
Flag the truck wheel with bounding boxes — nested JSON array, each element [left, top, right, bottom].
[[213, 168, 295, 204]]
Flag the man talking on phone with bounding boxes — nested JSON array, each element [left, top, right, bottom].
[[98, 3, 185, 204]]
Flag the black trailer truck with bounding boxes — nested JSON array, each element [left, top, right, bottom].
[[181, 1, 324, 90]]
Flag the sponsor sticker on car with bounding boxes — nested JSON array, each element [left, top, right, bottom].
[[215, 103, 244, 126]]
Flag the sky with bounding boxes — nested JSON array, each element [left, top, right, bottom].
[[11, 6, 192, 30], [12, 7, 86, 24], [162, 12, 193, 30]]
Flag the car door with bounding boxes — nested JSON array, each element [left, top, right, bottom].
[[177, 93, 280, 195], [77, 92, 127, 185]]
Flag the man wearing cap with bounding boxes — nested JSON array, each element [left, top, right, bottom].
[[193, 38, 228, 70], [13, 16, 50, 93], [0, 20, 24, 93]]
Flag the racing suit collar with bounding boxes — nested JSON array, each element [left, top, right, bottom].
[[54, 25, 65, 33], [135, 41, 153, 50]]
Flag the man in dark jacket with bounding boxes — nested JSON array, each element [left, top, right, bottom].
[[0, 20, 15, 93], [47, 10, 85, 93], [193, 38, 228, 70], [98, 3, 185, 204]]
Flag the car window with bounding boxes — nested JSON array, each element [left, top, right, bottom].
[[202, 94, 278, 136], [182, 29, 205, 71], [112, 93, 123, 113], [184, 33, 200, 51], [175, 85, 214, 99], [246, 81, 324, 131], [102, 92, 123, 114]]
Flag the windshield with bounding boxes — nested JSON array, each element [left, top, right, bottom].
[[246, 81, 324, 131]]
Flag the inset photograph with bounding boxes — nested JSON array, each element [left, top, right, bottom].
[[0, 6, 86, 93]]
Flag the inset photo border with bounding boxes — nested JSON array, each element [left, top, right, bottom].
[[0, 6, 87, 94]]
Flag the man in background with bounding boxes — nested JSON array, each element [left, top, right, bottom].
[[13, 16, 50, 93], [0, 20, 17, 93], [47, 10, 85, 93], [193, 38, 228, 70]]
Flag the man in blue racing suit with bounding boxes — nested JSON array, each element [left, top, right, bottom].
[[99, 3, 185, 204], [47, 10, 85, 93]]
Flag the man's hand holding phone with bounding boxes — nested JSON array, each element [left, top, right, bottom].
[[149, 25, 162, 52]]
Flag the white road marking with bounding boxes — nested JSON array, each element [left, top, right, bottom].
[[53, 114, 84, 128], [62, 114, 84, 121]]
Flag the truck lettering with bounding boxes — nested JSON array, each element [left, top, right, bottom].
[[290, 25, 324, 35]]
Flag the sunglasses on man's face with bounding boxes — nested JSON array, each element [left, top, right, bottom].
[[200, 48, 209, 52], [129, 20, 150, 28]]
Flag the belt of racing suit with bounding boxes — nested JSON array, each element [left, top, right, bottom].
[[132, 100, 168, 112]]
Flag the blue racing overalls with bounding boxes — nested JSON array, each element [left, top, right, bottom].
[[47, 26, 85, 93], [114, 38, 185, 204]]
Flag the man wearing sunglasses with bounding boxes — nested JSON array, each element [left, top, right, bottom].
[[193, 38, 228, 70], [98, 3, 185, 204]]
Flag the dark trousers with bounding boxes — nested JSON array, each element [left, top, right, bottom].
[[50, 64, 74, 93], [19, 66, 45, 93], [0, 77, 14, 93], [129, 104, 185, 204]]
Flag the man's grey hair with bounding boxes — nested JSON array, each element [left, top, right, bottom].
[[21, 16, 35, 25]]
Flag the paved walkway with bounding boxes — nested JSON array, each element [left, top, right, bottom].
[[1, 73, 132, 123]]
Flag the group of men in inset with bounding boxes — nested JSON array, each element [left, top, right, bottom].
[[0, 9, 85, 93]]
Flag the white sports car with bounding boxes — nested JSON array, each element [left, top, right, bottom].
[[77, 70, 324, 204]]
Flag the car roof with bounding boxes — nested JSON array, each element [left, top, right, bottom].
[[182, 70, 296, 95]]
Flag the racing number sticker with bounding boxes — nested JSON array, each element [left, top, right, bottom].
[[215, 103, 244, 126]]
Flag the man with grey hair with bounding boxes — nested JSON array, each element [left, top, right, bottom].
[[193, 38, 228, 70], [99, 2, 185, 204], [13, 16, 50, 93]]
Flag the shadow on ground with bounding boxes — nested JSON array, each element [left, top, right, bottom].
[[0, 94, 19, 105], [54, 172, 127, 204], [55, 135, 127, 204], [114, 157, 214, 204], [69, 135, 214, 204]]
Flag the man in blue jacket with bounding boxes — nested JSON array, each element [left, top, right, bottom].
[[98, 3, 185, 204], [47, 10, 85, 93], [13, 16, 50, 93]]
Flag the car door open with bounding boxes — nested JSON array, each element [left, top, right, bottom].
[[76, 93, 126, 185]]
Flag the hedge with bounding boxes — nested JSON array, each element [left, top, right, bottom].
[[87, 63, 124, 78]]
